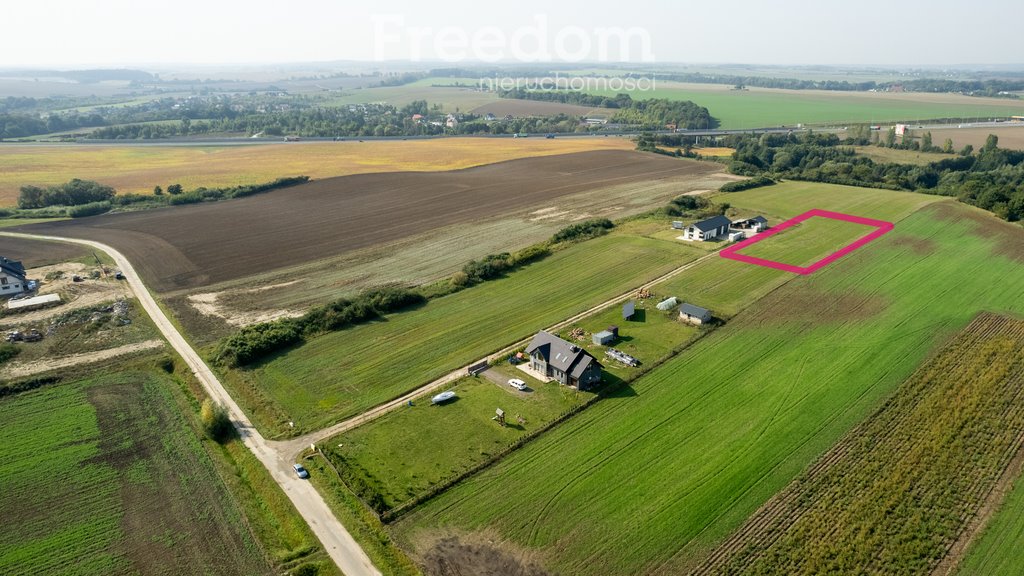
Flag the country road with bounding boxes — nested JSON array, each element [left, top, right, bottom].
[[0, 231, 380, 576]]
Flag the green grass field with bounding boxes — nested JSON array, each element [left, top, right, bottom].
[[579, 82, 1024, 129], [737, 216, 877, 267], [311, 181, 943, 518], [225, 233, 705, 436], [700, 313, 1024, 575], [0, 369, 271, 575], [391, 200, 1024, 575], [326, 367, 593, 510]]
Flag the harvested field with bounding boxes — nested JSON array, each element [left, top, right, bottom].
[[909, 124, 1024, 152], [0, 137, 634, 206], [16, 150, 724, 293], [695, 313, 1024, 575]]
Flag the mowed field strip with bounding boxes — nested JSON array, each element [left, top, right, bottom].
[[15, 150, 721, 292], [0, 137, 635, 206], [390, 198, 1024, 575]]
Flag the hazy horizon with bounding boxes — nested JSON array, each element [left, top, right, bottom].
[[4, 0, 1023, 69]]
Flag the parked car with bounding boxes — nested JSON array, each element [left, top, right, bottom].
[[114, 271, 125, 280], [508, 378, 528, 391], [292, 463, 309, 479]]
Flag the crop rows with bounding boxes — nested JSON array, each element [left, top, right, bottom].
[[694, 313, 1024, 575]]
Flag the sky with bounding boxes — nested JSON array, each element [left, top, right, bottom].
[[2, 0, 1022, 68]]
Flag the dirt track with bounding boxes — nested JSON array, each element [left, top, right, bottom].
[[16, 150, 722, 293]]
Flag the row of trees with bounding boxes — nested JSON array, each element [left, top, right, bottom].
[[499, 89, 716, 129], [18, 179, 115, 209], [725, 132, 1024, 221]]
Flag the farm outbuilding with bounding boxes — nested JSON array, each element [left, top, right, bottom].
[[593, 330, 615, 346], [656, 296, 679, 311], [679, 303, 712, 325], [728, 231, 745, 242]]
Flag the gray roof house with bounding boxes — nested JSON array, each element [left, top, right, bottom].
[[679, 303, 713, 325], [732, 215, 769, 231], [683, 215, 732, 241], [525, 331, 603, 390], [0, 257, 28, 298]]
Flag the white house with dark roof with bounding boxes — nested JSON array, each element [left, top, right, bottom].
[[0, 257, 27, 298], [683, 215, 732, 241], [525, 331, 603, 390]]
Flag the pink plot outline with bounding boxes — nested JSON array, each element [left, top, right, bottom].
[[719, 209, 894, 275]]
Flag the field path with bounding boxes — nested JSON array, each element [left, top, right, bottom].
[[273, 247, 723, 458], [0, 231, 381, 576], [2, 339, 165, 379]]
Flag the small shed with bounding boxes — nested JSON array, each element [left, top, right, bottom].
[[672, 221, 685, 230], [656, 296, 679, 311], [679, 303, 712, 325], [623, 300, 636, 321], [592, 330, 615, 346], [728, 231, 745, 242]]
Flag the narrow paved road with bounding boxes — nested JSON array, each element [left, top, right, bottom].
[[274, 246, 722, 457], [1, 231, 380, 576]]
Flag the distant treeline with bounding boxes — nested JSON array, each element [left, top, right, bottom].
[[624, 72, 1024, 97], [722, 132, 1024, 221], [498, 89, 717, 129]]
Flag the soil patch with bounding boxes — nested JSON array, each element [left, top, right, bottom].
[[752, 287, 890, 328], [421, 534, 550, 576]]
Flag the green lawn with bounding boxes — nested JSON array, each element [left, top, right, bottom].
[[227, 233, 705, 436], [736, 216, 877, 267], [0, 369, 271, 575], [391, 202, 1024, 575], [326, 366, 593, 510]]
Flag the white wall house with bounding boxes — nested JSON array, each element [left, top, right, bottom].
[[0, 257, 28, 298], [684, 215, 732, 241]]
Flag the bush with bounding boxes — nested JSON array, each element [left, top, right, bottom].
[[719, 175, 776, 192], [216, 319, 303, 366], [462, 253, 514, 283], [200, 399, 234, 443], [0, 343, 20, 365], [450, 270, 469, 287], [67, 201, 112, 218], [512, 243, 551, 265], [551, 218, 614, 244]]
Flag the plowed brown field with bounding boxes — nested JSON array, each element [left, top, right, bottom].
[[16, 150, 721, 292]]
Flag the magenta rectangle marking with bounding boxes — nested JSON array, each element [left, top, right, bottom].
[[719, 209, 894, 275]]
